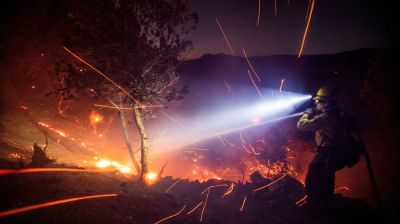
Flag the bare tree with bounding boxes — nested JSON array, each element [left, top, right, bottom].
[[50, 0, 196, 182]]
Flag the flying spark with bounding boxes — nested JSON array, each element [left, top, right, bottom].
[[279, 79, 285, 92], [222, 183, 235, 198], [253, 173, 288, 191], [200, 189, 210, 222], [295, 195, 307, 206], [154, 204, 186, 224], [201, 184, 229, 195], [257, 0, 261, 27], [247, 70, 265, 101], [186, 201, 204, 215], [243, 49, 261, 82], [63, 47, 142, 106], [0, 168, 116, 176], [0, 194, 117, 218], [240, 196, 247, 212], [224, 81, 232, 95], [298, 0, 315, 58], [165, 178, 183, 193], [215, 18, 236, 56]]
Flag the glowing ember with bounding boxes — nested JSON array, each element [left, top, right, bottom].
[[0, 194, 117, 218]]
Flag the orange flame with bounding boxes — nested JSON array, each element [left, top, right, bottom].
[[145, 172, 158, 185]]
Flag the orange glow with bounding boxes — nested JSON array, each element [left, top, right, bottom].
[[0, 194, 117, 218], [145, 172, 158, 185], [95, 159, 133, 174], [240, 196, 247, 212], [186, 201, 203, 215], [215, 18, 236, 56], [154, 204, 186, 224], [90, 111, 104, 125], [298, 0, 315, 58], [0, 168, 116, 176], [253, 174, 288, 192]]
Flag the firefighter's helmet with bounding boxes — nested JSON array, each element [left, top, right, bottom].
[[313, 87, 338, 101]]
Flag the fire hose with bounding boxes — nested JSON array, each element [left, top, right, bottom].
[[355, 128, 385, 216]]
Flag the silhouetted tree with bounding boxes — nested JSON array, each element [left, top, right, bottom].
[[52, 0, 197, 182]]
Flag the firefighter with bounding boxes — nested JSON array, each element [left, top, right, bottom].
[[297, 87, 358, 211]]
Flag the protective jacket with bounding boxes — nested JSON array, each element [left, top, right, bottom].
[[297, 108, 346, 147]]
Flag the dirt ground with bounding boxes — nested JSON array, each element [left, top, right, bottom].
[[0, 159, 385, 224]]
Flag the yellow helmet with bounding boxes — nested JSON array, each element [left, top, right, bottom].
[[313, 87, 338, 101]]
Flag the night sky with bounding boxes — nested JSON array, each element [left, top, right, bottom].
[[186, 0, 395, 59]]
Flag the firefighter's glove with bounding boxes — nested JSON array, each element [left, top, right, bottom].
[[303, 108, 315, 116]]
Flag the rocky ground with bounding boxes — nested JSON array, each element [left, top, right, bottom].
[[0, 159, 385, 224]]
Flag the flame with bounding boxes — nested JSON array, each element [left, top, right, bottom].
[[90, 111, 103, 125], [145, 172, 158, 185], [95, 159, 133, 174]]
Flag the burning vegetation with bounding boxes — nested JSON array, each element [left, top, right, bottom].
[[0, 0, 398, 223]]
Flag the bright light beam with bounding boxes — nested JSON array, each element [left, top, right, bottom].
[[152, 91, 311, 152]]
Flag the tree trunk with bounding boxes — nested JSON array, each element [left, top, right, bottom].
[[108, 97, 141, 175], [119, 109, 141, 175], [133, 104, 149, 182]]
